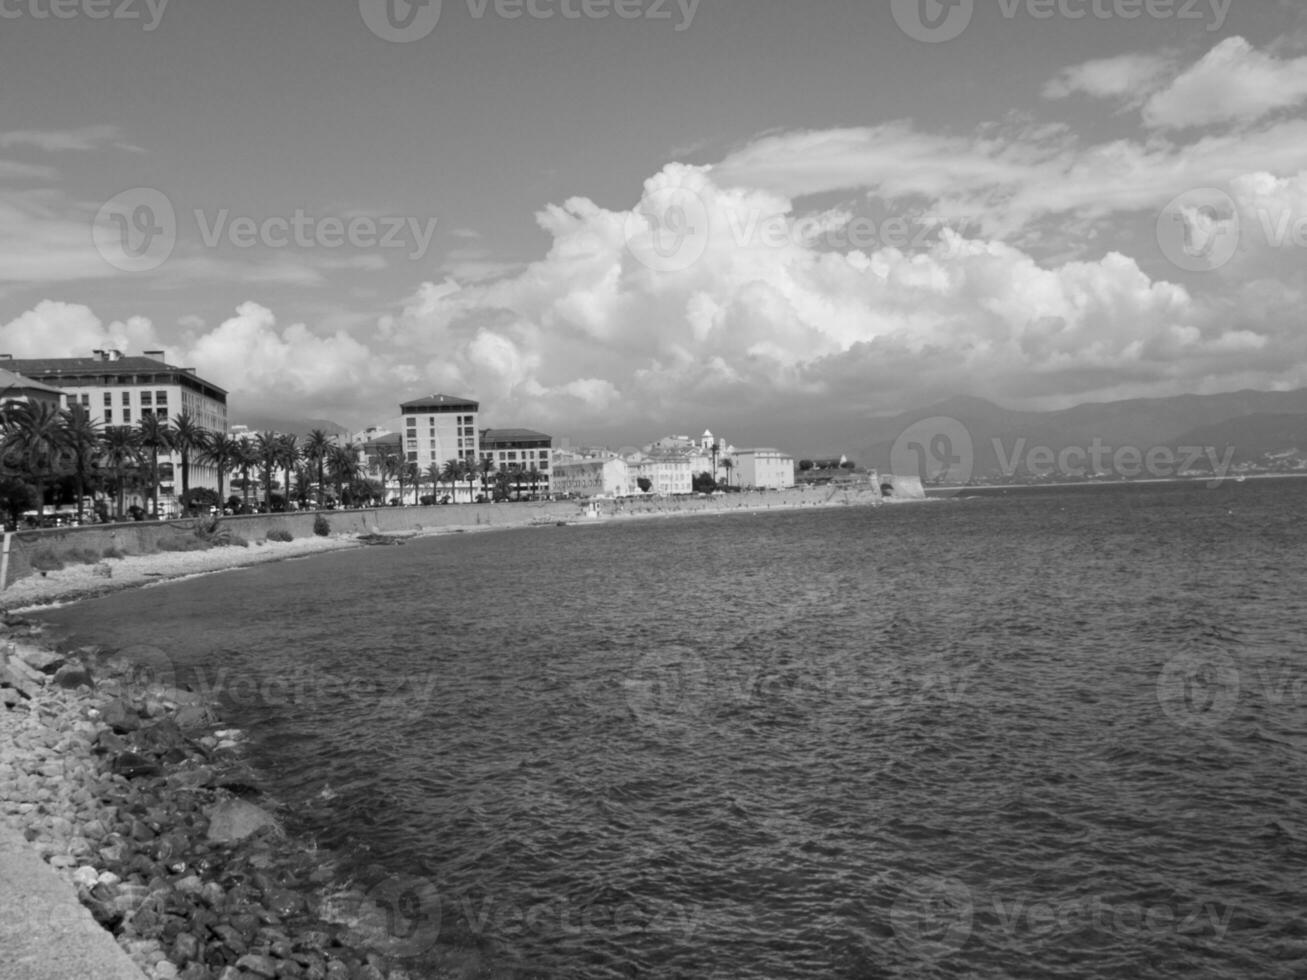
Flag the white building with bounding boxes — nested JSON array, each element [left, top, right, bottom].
[[627, 453, 693, 495], [734, 449, 796, 490], [3, 349, 229, 512], [551, 457, 631, 497], [400, 394, 480, 473]]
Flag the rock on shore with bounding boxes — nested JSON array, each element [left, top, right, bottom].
[[0, 620, 449, 980]]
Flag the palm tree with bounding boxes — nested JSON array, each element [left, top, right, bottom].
[[527, 464, 542, 498], [426, 461, 444, 502], [136, 413, 175, 518], [254, 432, 280, 510], [722, 457, 734, 488], [277, 434, 299, 509], [171, 412, 207, 514], [198, 432, 240, 508], [303, 429, 332, 508], [2, 402, 66, 520], [463, 456, 478, 502], [329, 443, 360, 507], [234, 439, 260, 511], [59, 404, 103, 522], [442, 458, 461, 502], [479, 456, 495, 499], [401, 460, 419, 505], [101, 426, 142, 519]]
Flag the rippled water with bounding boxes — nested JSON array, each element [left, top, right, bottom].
[[35, 480, 1307, 978]]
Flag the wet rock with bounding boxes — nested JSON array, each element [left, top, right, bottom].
[[102, 698, 143, 733], [234, 953, 278, 978], [15, 644, 67, 674], [207, 799, 279, 844], [113, 752, 163, 780], [53, 662, 94, 689], [175, 704, 215, 730]]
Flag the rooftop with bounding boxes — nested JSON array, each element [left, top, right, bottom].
[[481, 428, 552, 445], [4, 353, 227, 397], [0, 367, 63, 397], [400, 394, 479, 411]]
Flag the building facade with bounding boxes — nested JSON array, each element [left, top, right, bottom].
[[480, 428, 552, 495], [2, 349, 229, 513], [400, 394, 480, 475], [551, 457, 630, 498], [627, 453, 693, 494], [734, 449, 796, 490]]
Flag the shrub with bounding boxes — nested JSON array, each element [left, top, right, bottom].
[[64, 547, 104, 566], [313, 514, 331, 537], [226, 534, 249, 548], [267, 528, 293, 543], [102, 545, 127, 560]]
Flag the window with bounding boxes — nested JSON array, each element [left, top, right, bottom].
[[123, 409, 132, 423], [104, 409, 113, 424], [156, 391, 167, 405], [103, 393, 112, 406], [408, 452, 418, 462], [142, 392, 153, 407], [81, 394, 89, 406]]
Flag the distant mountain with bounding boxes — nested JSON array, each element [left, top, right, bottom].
[[859, 389, 1307, 481], [229, 416, 350, 438]]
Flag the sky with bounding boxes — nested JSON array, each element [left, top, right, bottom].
[[2, 0, 1307, 453]]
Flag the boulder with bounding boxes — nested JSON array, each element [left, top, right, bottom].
[[101, 698, 142, 733], [111, 752, 162, 780], [13, 644, 66, 674], [206, 799, 279, 844], [52, 662, 93, 689]]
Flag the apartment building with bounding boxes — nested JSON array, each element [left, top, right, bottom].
[[734, 449, 796, 490], [400, 394, 479, 474], [2, 349, 229, 512], [0, 367, 63, 412], [480, 428, 552, 494]]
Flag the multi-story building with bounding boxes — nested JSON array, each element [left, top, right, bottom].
[[480, 428, 552, 495], [734, 449, 796, 490], [400, 394, 479, 476], [627, 452, 693, 495], [0, 366, 63, 412], [2, 349, 229, 514], [551, 456, 631, 498]]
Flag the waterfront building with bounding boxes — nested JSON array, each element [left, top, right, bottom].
[[480, 428, 552, 495], [2, 349, 229, 513], [734, 449, 797, 490], [399, 394, 480, 474], [551, 457, 631, 498], [626, 452, 694, 495]]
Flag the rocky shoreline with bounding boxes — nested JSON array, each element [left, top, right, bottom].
[[0, 621, 461, 980]]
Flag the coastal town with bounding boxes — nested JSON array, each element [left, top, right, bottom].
[[0, 348, 867, 527]]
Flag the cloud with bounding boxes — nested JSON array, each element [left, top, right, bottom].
[[1142, 37, 1307, 129], [1043, 52, 1177, 102], [0, 125, 142, 153]]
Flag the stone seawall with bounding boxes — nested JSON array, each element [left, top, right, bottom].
[[1, 485, 885, 591]]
